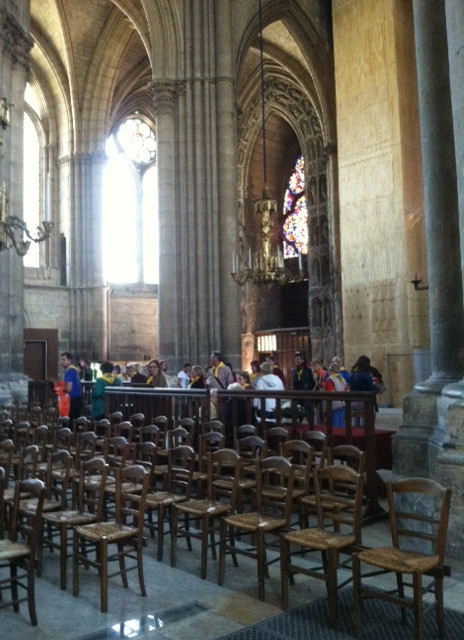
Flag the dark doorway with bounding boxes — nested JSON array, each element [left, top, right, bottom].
[[24, 329, 58, 380]]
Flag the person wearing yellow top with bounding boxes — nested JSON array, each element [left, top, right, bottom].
[[146, 360, 168, 387]]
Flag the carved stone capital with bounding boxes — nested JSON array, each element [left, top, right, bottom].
[[148, 80, 181, 115], [1, 9, 33, 69]]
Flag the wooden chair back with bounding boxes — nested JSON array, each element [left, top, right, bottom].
[[387, 477, 451, 564], [314, 464, 364, 543]]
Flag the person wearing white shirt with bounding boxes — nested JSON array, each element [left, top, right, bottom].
[[177, 363, 191, 388]]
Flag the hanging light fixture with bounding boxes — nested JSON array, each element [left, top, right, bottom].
[[231, 0, 305, 286], [0, 184, 53, 257]]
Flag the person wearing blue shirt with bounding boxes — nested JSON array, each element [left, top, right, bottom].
[[60, 352, 82, 421]]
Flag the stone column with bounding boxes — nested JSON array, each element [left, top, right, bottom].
[[150, 1, 241, 370], [214, 0, 241, 366], [59, 150, 109, 360], [446, 0, 464, 296], [412, 0, 464, 392], [0, 5, 32, 385], [149, 80, 180, 365]]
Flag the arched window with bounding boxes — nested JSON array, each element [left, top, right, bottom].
[[103, 116, 158, 284], [23, 110, 41, 268], [282, 155, 308, 258]]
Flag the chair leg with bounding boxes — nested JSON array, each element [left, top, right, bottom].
[[326, 548, 339, 628], [72, 531, 80, 597], [200, 515, 208, 579], [157, 504, 165, 561], [412, 571, 423, 640], [280, 535, 289, 610], [396, 571, 407, 625], [351, 554, 362, 639], [435, 575, 445, 638], [100, 539, 108, 613], [117, 541, 127, 588], [170, 507, 178, 567], [11, 562, 19, 611], [26, 557, 38, 626], [256, 530, 266, 601], [218, 518, 226, 586], [137, 539, 146, 597], [60, 522, 68, 590]]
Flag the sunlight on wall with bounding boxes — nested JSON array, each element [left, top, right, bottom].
[[103, 151, 138, 283], [23, 112, 40, 268]]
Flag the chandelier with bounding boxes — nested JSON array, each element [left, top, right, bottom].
[[0, 98, 53, 256], [231, 0, 305, 286]]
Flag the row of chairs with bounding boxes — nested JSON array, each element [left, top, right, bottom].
[[0, 425, 452, 639]]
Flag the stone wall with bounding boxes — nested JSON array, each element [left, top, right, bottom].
[[332, 0, 428, 407]]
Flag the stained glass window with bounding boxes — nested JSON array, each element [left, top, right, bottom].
[[116, 117, 156, 165], [282, 155, 308, 258], [103, 116, 158, 283]]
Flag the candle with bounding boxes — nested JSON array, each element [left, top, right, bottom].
[[298, 251, 302, 271], [248, 247, 252, 268]]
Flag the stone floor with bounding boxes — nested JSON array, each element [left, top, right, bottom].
[[4, 408, 463, 640], [4, 512, 463, 640]]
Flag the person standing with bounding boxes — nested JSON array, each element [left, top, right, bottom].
[[91, 361, 122, 420], [60, 352, 82, 421], [265, 354, 286, 387], [78, 358, 93, 381], [325, 361, 349, 427], [177, 363, 192, 388], [253, 360, 284, 421], [146, 360, 168, 386], [207, 352, 234, 390], [291, 352, 315, 392]]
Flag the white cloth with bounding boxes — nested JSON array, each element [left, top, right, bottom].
[[253, 374, 284, 412], [177, 370, 191, 388]]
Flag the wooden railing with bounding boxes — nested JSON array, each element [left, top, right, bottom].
[[104, 385, 384, 522]]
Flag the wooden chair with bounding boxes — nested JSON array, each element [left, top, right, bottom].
[[263, 426, 289, 456], [218, 455, 296, 600], [280, 464, 365, 626], [233, 423, 256, 451], [352, 477, 452, 640], [169, 425, 194, 448], [300, 444, 366, 527], [0, 438, 14, 487], [72, 464, 150, 612], [135, 444, 194, 561], [301, 429, 329, 470], [171, 448, 244, 579], [280, 439, 314, 527], [40, 457, 108, 590], [0, 478, 45, 625]]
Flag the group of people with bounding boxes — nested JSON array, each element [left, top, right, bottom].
[[58, 349, 383, 428]]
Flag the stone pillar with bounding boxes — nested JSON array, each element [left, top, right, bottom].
[[446, 0, 464, 295], [394, 1, 464, 562], [0, 4, 32, 382], [58, 150, 109, 360], [214, 0, 241, 366], [150, 1, 240, 370], [149, 80, 180, 365], [412, 0, 464, 392]]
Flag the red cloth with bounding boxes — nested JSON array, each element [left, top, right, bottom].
[[288, 423, 394, 470]]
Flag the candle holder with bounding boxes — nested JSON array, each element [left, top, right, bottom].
[[0, 185, 53, 256]]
